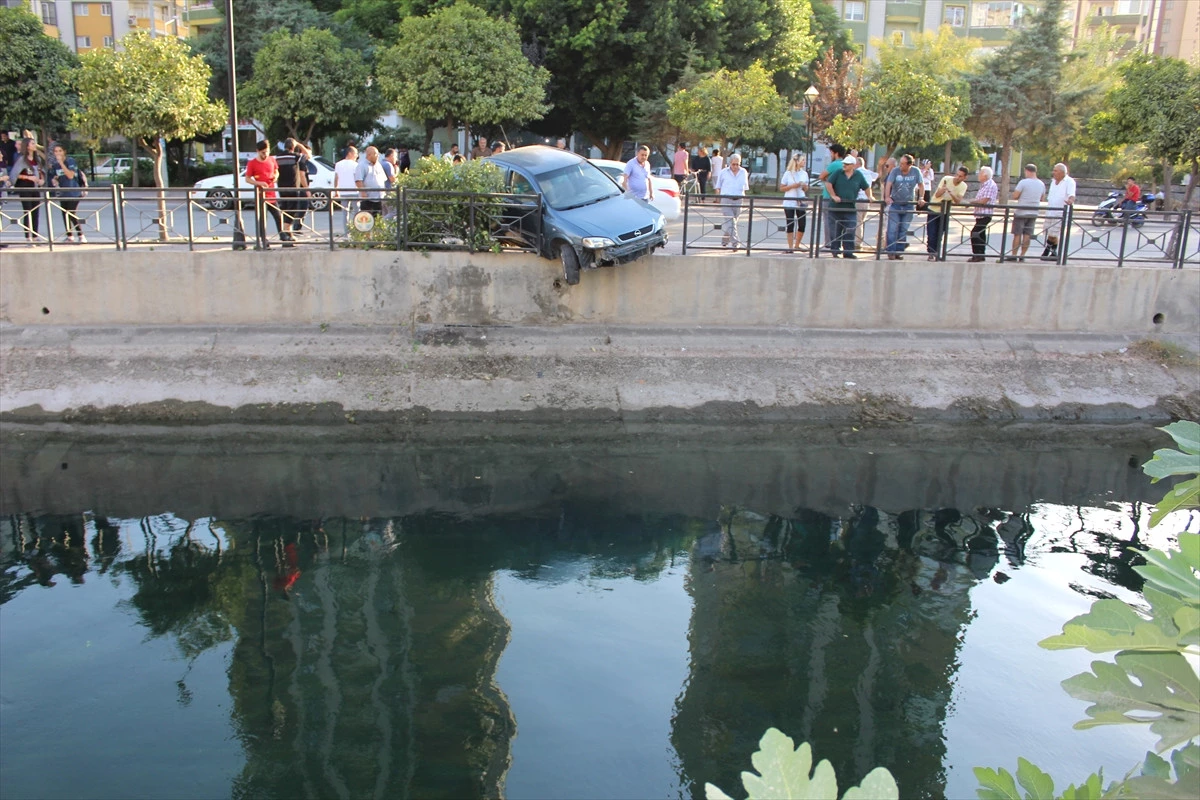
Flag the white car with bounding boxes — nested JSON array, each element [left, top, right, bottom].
[[588, 159, 681, 220], [194, 155, 338, 211]]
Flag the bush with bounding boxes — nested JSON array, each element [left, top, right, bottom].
[[395, 156, 508, 250]]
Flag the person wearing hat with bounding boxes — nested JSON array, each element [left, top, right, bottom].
[[824, 155, 873, 258]]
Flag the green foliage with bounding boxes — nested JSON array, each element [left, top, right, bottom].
[[369, 125, 426, 154], [70, 31, 227, 189], [0, 6, 79, 135], [240, 28, 385, 145], [966, 0, 1066, 195], [395, 155, 508, 251], [705, 728, 898, 800], [1091, 57, 1200, 169], [974, 759, 1108, 800], [717, 0, 817, 99], [190, 0, 332, 93], [828, 67, 960, 157], [377, 2, 549, 138], [1143, 421, 1200, 527], [666, 62, 790, 146], [803, 0, 855, 83]]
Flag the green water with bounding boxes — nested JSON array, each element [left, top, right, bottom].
[[0, 422, 1184, 799]]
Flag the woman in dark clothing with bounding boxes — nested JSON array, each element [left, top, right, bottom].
[[10, 138, 46, 242], [691, 146, 711, 198], [49, 143, 86, 242]]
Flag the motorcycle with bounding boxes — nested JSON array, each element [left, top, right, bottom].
[[1091, 190, 1147, 228]]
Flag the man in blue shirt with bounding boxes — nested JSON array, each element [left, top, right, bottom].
[[621, 145, 655, 202], [883, 154, 925, 259], [824, 157, 873, 258]]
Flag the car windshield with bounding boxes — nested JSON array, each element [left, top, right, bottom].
[[533, 162, 622, 210], [312, 156, 335, 170]]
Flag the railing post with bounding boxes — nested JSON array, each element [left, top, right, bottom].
[[1116, 209, 1131, 268], [744, 195, 753, 255], [681, 190, 688, 255], [1175, 210, 1191, 269], [873, 201, 883, 259], [186, 189, 195, 251], [328, 188, 335, 251], [813, 196, 823, 258], [116, 185, 128, 250], [938, 202, 950, 260], [44, 189, 55, 252], [468, 193, 476, 254], [997, 207, 1011, 262], [400, 188, 408, 250], [1059, 205, 1072, 266]]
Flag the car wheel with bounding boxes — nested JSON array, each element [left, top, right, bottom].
[[207, 189, 232, 210], [559, 243, 581, 285], [310, 189, 330, 212]]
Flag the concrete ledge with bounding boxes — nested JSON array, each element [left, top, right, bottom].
[[1, 250, 1196, 333]]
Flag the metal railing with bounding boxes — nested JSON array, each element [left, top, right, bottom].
[[681, 193, 1198, 268], [0, 186, 544, 255]]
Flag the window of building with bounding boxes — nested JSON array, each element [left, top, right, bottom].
[[131, 3, 148, 16], [74, 3, 88, 15], [41, 1, 57, 24], [1116, 0, 1142, 13], [944, 5, 966, 26], [892, 30, 906, 46], [971, 0, 1015, 28], [103, 35, 113, 46], [100, 3, 111, 15], [844, 1, 866, 22], [76, 35, 91, 48]]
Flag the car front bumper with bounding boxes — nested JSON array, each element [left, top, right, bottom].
[[587, 231, 668, 266]]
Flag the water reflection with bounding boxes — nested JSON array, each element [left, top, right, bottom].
[[0, 493, 1181, 800]]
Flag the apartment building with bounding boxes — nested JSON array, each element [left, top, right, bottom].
[[823, 0, 1046, 61], [6, 0, 190, 53], [1152, 0, 1200, 61]]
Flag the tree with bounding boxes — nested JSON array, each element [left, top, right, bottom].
[[717, 0, 818, 99], [666, 62, 790, 148], [965, 0, 1066, 197], [809, 48, 861, 145], [802, 0, 855, 85], [71, 31, 227, 239], [1090, 55, 1200, 209], [240, 28, 385, 146], [0, 6, 79, 141], [827, 63, 960, 160], [376, 1, 550, 153]]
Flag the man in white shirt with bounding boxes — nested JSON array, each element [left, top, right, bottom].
[[334, 146, 359, 226], [354, 146, 388, 216], [1042, 162, 1076, 261], [714, 153, 750, 248]]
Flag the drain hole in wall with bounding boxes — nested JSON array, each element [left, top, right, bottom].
[[42, 307, 50, 315], [1153, 313, 1165, 325]]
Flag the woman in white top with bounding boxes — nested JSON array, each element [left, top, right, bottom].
[[919, 160, 934, 202], [779, 153, 809, 252], [709, 149, 724, 198]]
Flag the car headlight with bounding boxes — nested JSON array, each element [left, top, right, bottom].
[[654, 216, 665, 231], [582, 237, 616, 248]]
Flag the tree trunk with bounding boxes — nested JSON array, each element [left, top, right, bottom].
[[131, 140, 140, 187], [145, 138, 170, 243], [1185, 157, 1199, 206], [582, 131, 622, 160], [423, 120, 436, 155], [998, 136, 1013, 199], [943, 141, 953, 174]]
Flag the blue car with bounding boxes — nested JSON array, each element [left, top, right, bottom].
[[485, 146, 668, 284]]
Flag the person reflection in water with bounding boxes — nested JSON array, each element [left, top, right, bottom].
[[272, 540, 301, 597]]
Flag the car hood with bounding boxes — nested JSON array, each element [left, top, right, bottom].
[[552, 193, 662, 237]]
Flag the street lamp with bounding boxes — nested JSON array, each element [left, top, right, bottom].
[[225, 0, 246, 249], [803, 84, 819, 176]]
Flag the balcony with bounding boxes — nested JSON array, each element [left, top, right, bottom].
[[885, 1, 922, 24], [1087, 13, 1145, 27]]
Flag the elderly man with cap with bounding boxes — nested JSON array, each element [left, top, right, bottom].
[[824, 155, 872, 258]]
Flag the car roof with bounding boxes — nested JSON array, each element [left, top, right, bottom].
[[485, 144, 586, 174], [589, 159, 624, 169]]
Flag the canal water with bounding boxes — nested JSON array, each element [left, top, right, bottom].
[[0, 421, 1186, 800]]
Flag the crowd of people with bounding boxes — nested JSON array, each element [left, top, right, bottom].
[[625, 140, 1087, 261], [1, 133, 89, 245]]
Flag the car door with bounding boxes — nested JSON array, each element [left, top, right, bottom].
[[495, 168, 543, 251]]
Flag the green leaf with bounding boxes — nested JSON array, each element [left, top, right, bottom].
[[1143, 448, 1200, 481], [705, 784, 736, 800], [1171, 743, 1199, 784], [974, 766, 1021, 800], [1039, 599, 1184, 654], [841, 767, 899, 800], [1058, 772, 1105, 800], [1142, 751, 1172, 779], [1016, 757, 1056, 799], [1149, 477, 1200, 527], [1161, 421, 1200, 456], [1135, 533, 1200, 596], [1062, 652, 1200, 752], [741, 729, 839, 800]]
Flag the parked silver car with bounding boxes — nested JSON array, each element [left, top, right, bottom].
[[485, 146, 667, 284]]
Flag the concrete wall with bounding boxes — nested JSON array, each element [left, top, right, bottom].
[[1, 249, 1196, 333]]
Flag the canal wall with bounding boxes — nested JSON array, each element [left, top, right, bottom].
[[1, 249, 1196, 334]]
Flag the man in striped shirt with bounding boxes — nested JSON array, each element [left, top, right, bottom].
[[967, 165, 998, 262]]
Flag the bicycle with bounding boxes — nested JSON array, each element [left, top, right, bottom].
[[679, 170, 701, 201]]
